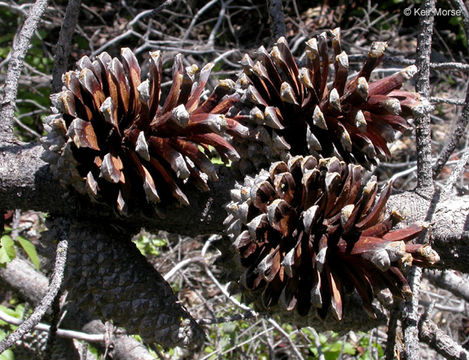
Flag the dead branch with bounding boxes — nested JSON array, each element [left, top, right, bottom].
[[267, 0, 286, 39], [433, 81, 469, 178], [425, 270, 469, 303], [419, 318, 469, 359], [0, 0, 49, 140], [51, 0, 82, 93], [403, 1, 436, 358], [0, 256, 155, 360], [0, 227, 68, 354]]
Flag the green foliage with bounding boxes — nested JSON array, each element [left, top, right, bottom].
[[357, 333, 385, 359], [0, 304, 28, 360], [16, 235, 40, 270], [303, 330, 356, 359], [0, 235, 16, 265], [133, 234, 167, 257], [0, 228, 40, 270]]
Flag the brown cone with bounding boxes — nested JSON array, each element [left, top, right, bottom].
[[42, 49, 247, 216], [228, 29, 422, 173], [224, 156, 439, 319]]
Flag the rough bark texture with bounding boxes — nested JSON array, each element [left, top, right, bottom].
[[0, 256, 155, 360], [51, 0, 82, 93], [267, 0, 287, 39], [419, 319, 469, 359], [54, 220, 204, 349]]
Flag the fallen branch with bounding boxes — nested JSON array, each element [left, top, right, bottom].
[[425, 270, 469, 303], [419, 318, 469, 359], [51, 0, 82, 93], [0, 256, 155, 360], [0, 228, 68, 354]]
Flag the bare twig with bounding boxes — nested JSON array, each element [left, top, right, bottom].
[[385, 303, 401, 360], [425, 270, 469, 303], [307, 328, 325, 360], [450, 0, 469, 41], [52, 0, 82, 93], [430, 96, 466, 106], [267, 0, 286, 40], [182, 0, 219, 42], [42, 293, 62, 358], [413, 0, 435, 193], [0, 226, 68, 354], [0, 310, 104, 343], [433, 81, 469, 178], [402, 267, 423, 360], [0, 0, 49, 140], [441, 146, 469, 196], [419, 318, 469, 359]]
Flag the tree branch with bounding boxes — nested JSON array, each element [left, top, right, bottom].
[[432, 81, 469, 179], [0, 143, 467, 267], [425, 270, 469, 303], [403, 1, 436, 358], [267, 0, 286, 40], [51, 0, 82, 93], [419, 318, 469, 359], [0, 310, 104, 343], [0, 257, 155, 360], [0, 226, 68, 354], [0, 0, 49, 140], [414, 0, 436, 194]]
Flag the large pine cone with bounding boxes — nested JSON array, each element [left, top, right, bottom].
[[224, 156, 439, 320], [46, 221, 205, 348], [229, 29, 422, 173], [42, 48, 246, 216]]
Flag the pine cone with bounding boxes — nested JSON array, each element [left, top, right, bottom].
[[224, 156, 439, 320], [42, 48, 246, 216], [47, 221, 205, 348], [229, 29, 422, 173]]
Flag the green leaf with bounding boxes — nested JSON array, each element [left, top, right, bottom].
[[0, 349, 14, 360], [342, 342, 356, 355], [0, 306, 21, 319], [0, 236, 16, 264], [16, 236, 40, 270]]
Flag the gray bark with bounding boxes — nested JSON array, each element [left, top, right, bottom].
[[0, 257, 154, 360]]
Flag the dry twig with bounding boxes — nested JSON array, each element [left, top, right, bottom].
[[0, 225, 68, 354], [51, 0, 82, 92], [0, 0, 49, 140]]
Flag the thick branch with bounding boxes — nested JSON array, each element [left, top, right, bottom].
[[425, 270, 469, 302], [0, 143, 468, 268], [419, 318, 469, 359]]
